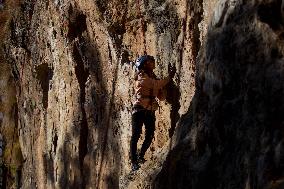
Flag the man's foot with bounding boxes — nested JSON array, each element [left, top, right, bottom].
[[131, 162, 140, 171]]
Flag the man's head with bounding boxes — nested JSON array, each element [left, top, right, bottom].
[[136, 55, 155, 71]]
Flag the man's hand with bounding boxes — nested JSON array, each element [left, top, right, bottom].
[[168, 64, 176, 78]]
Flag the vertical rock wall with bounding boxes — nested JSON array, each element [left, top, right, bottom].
[[155, 0, 284, 189], [3, 0, 284, 189], [4, 0, 201, 188], [0, 1, 23, 188]]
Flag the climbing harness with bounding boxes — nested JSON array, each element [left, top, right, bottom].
[[137, 0, 147, 55]]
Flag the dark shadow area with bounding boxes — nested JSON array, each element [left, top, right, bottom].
[[20, 1, 34, 21], [173, 95, 194, 144], [74, 35, 105, 189], [43, 125, 58, 187], [155, 1, 284, 189], [2, 165, 8, 189], [258, 0, 283, 31], [53, 132, 58, 154], [95, 0, 107, 15], [15, 165, 22, 189], [43, 153, 54, 186], [7, 1, 34, 51], [67, 5, 87, 41], [35, 63, 53, 109], [13, 103, 23, 189], [166, 80, 181, 137], [56, 134, 88, 189], [1, 104, 24, 189], [65, 5, 91, 188], [73, 38, 90, 189]]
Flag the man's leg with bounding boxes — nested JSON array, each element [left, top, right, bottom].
[[130, 111, 144, 166], [140, 110, 155, 160]]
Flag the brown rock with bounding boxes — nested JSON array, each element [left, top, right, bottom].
[[1, 0, 283, 189]]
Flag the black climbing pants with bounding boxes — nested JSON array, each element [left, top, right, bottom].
[[130, 108, 155, 164]]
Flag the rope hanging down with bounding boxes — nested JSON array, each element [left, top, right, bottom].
[[137, 0, 147, 55]]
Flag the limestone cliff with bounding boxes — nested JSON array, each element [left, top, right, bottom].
[[0, 0, 283, 189]]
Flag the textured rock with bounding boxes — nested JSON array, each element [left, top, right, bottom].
[[155, 0, 284, 189], [1, 0, 284, 189], [0, 1, 23, 188], [3, 0, 199, 188]]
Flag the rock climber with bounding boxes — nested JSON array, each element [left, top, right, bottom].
[[130, 55, 175, 171]]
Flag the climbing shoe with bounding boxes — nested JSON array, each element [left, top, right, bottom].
[[131, 163, 140, 171]]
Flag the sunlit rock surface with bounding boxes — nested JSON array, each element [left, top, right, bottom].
[[0, 0, 283, 189]]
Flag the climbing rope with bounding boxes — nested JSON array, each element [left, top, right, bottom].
[[137, 0, 147, 55]]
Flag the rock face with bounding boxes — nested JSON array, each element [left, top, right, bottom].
[[155, 0, 284, 189], [0, 1, 23, 188], [1, 0, 284, 188], [3, 0, 199, 188]]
